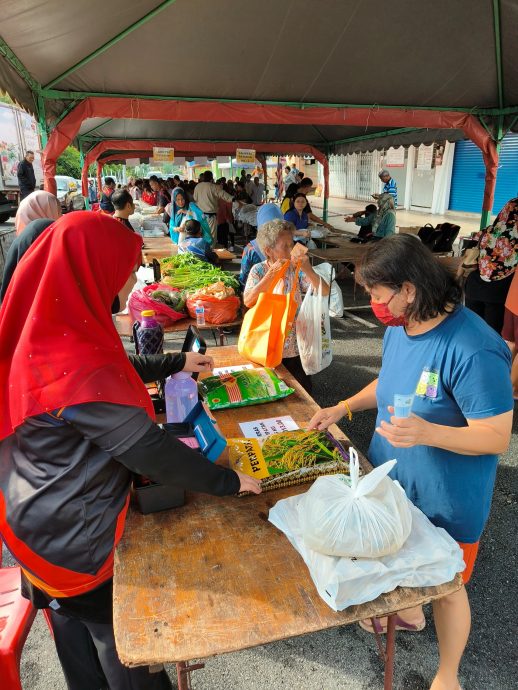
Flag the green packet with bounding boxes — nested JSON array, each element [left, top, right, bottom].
[[198, 368, 294, 410]]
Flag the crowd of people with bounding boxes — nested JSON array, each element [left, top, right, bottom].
[[1, 157, 516, 690]]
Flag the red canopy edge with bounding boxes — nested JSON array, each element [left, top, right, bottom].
[[43, 97, 497, 209], [80, 140, 329, 198]]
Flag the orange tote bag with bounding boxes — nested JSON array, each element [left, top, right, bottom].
[[238, 262, 300, 368]]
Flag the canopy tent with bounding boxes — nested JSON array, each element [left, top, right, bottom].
[[1, 0, 517, 224]]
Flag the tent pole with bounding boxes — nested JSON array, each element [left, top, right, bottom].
[[479, 116, 503, 228], [79, 139, 89, 206], [323, 151, 330, 222], [36, 94, 48, 147]]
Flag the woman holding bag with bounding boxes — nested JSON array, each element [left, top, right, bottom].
[[243, 219, 329, 392], [309, 235, 513, 690]]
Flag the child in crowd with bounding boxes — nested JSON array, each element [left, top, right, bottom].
[[179, 219, 219, 265]]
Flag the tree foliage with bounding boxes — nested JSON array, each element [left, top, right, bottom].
[[56, 146, 81, 178]]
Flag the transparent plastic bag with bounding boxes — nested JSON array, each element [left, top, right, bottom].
[[296, 279, 332, 375], [299, 449, 412, 558], [313, 263, 344, 317]]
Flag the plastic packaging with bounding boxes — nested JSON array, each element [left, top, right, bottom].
[[186, 294, 240, 325], [296, 280, 332, 375], [135, 310, 164, 355], [165, 372, 198, 422], [128, 283, 186, 327], [195, 301, 206, 326], [299, 450, 412, 558], [199, 367, 294, 410], [394, 393, 414, 418]]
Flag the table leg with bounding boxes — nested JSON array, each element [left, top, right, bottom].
[[369, 614, 397, 690], [176, 661, 205, 690]]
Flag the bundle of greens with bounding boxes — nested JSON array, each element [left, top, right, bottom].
[[150, 289, 187, 313], [160, 255, 239, 293]]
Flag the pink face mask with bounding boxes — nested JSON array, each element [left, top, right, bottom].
[[370, 292, 407, 327]]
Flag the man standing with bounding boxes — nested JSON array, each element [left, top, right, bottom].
[[193, 170, 233, 242], [87, 179, 97, 204], [111, 189, 136, 231], [249, 176, 265, 206], [374, 169, 398, 207], [17, 151, 36, 200], [284, 165, 299, 189]]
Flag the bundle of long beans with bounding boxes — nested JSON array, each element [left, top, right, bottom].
[[262, 431, 344, 472], [160, 254, 239, 293]]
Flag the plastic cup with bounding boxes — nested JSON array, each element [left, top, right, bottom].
[[393, 393, 414, 418]]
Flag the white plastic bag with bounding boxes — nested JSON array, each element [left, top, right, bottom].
[[269, 467, 465, 611], [296, 279, 332, 375], [299, 450, 412, 558], [313, 263, 344, 317]]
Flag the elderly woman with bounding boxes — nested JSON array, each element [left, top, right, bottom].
[[15, 189, 61, 235], [243, 219, 329, 391], [309, 234, 513, 690], [346, 192, 396, 240]]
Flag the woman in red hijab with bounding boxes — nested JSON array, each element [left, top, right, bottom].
[[0, 211, 260, 689]]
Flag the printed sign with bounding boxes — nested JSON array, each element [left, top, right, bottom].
[[236, 148, 256, 164], [385, 147, 405, 168], [152, 147, 175, 163], [126, 158, 140, 166], [416, 144, 434, 170]]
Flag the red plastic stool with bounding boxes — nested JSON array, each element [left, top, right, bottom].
[[0, 565, 37, 690]]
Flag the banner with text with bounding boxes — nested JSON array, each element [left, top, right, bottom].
[[236, 148, 256, 164], [152, 147, 175, 163]]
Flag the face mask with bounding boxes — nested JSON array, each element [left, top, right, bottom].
[[370, 293, 407, 327]]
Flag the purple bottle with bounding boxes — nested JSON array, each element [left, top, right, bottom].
[[134, 310, 164, 354], [165, 372, 198, 422]]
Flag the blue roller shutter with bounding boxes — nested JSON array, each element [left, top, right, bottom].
[[449, 133, 518, 213]]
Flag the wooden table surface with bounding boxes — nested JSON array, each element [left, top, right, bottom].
[[309, 243, 370, 263], [114, 313, 243, 339], [113, 346, 461, 666], [141, 237, 236, 262]]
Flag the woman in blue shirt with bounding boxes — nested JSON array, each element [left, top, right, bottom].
[[346, 192, 396, 240], [284, 193, 311, 243], [310, 235, 513, 690]]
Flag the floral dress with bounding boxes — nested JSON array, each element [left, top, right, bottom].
[[478, 197, 518, 282], [244, 261, 310, 358]]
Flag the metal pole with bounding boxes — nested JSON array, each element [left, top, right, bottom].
[[36, 93, 48, 147], [79, 139, 90, 209], [479, 116, 503, 229]]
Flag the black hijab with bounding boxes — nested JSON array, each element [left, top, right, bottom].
[[0, 218, 54, 301]]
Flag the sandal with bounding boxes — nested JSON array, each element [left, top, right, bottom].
[[359, 614, 426, 634]]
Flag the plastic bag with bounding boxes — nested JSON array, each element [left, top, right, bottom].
[[269, 459, 465, 611], [198, 367, 294, 410], [296, 279, 332, 375], [128, 283, 186, 326], [313, 263, 344, 317], [186, 294, 240, 324], [299, 450, 412, 558]]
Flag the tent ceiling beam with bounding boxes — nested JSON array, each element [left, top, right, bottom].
[[36, 88, 518, 116], [44, 0, 180, 89], [329, 127, 421, 146], [0, 37, 40, 92], [492, 0, 504, 110]]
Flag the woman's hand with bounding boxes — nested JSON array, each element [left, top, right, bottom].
[[182, 352, 214, 373], [297, 253, 312, 272], [344, 215, 354, 222], [235, 470, 262, 494], [266, 259, 288, 280], [375, 406, 432, 448], [308, 404, 345, 431]]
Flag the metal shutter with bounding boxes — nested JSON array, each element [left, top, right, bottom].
[[449, 134, 518, 213]]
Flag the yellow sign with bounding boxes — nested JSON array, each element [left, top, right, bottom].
[[152, 147, 175, 162], [236, 148, 256, 165]]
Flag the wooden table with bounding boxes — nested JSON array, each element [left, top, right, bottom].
[[113, 347, 461, 690], [309, 243, 370, 266], [114, 313, 243, 346], [141, 237, 236, 262]]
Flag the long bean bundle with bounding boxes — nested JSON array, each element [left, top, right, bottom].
[[160, 255, 239, 293], [262, 431, 343, 472]]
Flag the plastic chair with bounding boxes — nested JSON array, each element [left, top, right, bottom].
[[0, 559, 37, 690]]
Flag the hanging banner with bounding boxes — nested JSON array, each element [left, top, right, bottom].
[[385, 147, 405, 168], [416, 144, 434, 170], [236, 148, 256, 165], [152, 146, 175, 162], [126, 158, 140, 166], [174, 156, 186, 166], [194, 156, 208, 166], [216, 156, 228, 165]]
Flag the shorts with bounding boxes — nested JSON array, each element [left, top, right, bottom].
[[501, 307, 518, 344], [457, 541, 479, 584]]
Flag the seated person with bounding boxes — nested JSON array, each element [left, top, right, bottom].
[[346, 195, 395, 241], [296, 177, 334, 231], [344, 203, 378, 241], [111, 189, 136, 231], [179, 219, 219, 264], [99, 177, 116, 213], [284, 193, 312, 244]]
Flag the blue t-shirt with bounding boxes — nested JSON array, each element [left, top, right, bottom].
[[368, 306, 513, 543], [284, 208, 309, 231], [178, 237, 217, 264]]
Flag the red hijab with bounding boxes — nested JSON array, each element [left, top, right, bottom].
[[0, 211, 154, 440]]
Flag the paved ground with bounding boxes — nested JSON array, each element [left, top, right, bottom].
[[3, 268, 517, 690]]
